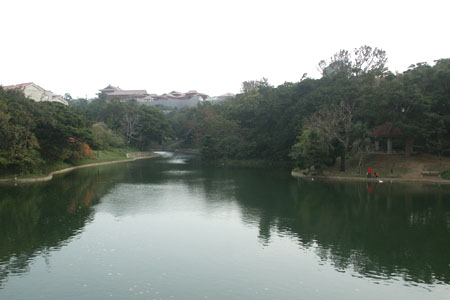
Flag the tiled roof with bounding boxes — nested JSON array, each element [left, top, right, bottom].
[[100, 85, 122, 92], [370, 122, 403, 137], [219, 93, 235, 97], [3, 82, 35, 90], [107, 90, 148, 95]]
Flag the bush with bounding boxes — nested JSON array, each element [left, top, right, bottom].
[[91, 122, 124, 149], [441, 169, 450, 180]]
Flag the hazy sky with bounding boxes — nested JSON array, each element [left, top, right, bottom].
[[1, 0, 449, 98]]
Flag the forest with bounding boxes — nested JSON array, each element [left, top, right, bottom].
[[170, 46, 450, 172], [1, 46, 450, 175], [0, 90, 171, 175]]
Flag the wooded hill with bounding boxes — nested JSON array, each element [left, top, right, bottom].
[[0, 90, 171, 175], [2, 46, 449, 175], [168, 46, 450, 172]]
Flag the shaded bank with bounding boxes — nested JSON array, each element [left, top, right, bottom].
[[0, 152, 159, 183], [292, 171, 450, 185]]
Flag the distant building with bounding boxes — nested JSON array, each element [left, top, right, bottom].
[[140, 89, 212, 108], [2, 82, 68, 105], [98, 84, 234, 108], [209, 93, 235, 102], [99, 85, 149, 100], [148, 90, 210, 101]]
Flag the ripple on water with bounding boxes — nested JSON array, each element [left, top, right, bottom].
[[163, 170, 194, 176]]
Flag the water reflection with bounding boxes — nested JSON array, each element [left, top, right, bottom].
[[0, 164, 126, 287], [1, 153, 450, 292], [191, 164, 450, 285]]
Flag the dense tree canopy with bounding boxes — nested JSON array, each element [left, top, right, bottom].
[[0, 89, 173, 174], [168, 48, 450, 172], [0, 89, 95, 172], [2, 46, 449, 174]]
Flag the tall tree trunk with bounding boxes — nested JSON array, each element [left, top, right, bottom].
[[405, 138, 414, 155], [340, 150, 346, 172], [340, 135, 350, 172]]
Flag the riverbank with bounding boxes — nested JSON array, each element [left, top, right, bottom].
[[291, 171, 450, 185], [0, 152, 159, 183], [292, 153, 450, 185]]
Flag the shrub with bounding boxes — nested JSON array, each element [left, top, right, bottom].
[[441, 169, 450, 180]]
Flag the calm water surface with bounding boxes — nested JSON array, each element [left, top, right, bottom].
[[1, 152, 450, 300]]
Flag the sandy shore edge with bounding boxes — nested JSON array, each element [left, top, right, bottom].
[[291, 171, 450, 185], [0, 153, 160, 183]]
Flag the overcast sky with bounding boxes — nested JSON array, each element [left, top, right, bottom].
[[1, 0, 449, 98]]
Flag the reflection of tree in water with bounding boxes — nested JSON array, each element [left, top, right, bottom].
[[3, 158, 449, 288], [290, 181, 450, 285], [197, 167, 450, 285], [0, 164, 125, 288]]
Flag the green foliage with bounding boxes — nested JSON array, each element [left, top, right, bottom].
[[0, 89, 42, 172], [82, 99, 173, 150], [91, 122, 125, 149], [289, 129, 333, 173], [34, 101, 94, 162], [442, 169, 450, 180], [3, 47, 450, 173], [168, 51, 450, 167], [1, 86, 173, 174]]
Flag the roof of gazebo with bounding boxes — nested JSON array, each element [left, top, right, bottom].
[[370, 122, 403, 137]]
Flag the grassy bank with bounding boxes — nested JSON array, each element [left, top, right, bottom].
[[0, 147, 139, 180], [74, 147, 135, 165], [298, 153, 450, 180]]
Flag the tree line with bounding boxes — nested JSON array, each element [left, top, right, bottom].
[[2, 45, 449, 174], [0, 90, 172, 175], [168, 46, 450, 172]]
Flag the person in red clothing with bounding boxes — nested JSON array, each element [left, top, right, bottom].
[[367, 167, 372, 178]]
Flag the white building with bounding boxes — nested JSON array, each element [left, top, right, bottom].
[[2, 82, 68, 105]]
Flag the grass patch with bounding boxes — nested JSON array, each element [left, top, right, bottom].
[[324, 154, 417, 178], [74, 147, 135, 165], [442, 169, 450, 180], [425, 164, 449, 173]]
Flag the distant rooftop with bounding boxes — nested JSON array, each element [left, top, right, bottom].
[[3, 82, 41, 90], [107, 90, 148, 96], [370, 122, 403, 137]]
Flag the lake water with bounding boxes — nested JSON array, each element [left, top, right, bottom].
[[1, 152, 450, 300]]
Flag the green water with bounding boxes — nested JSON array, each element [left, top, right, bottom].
[[1, 152, 449, 300]]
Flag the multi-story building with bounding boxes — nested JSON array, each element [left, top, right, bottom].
[[2, 82, 68, 105], [99, 85, 149, 100]]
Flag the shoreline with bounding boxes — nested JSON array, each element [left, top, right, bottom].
[[291, 171, 450, 185], [0, 153, 160, 184]]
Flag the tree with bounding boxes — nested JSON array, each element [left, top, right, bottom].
[[34, 102, 94, 162], [304, 102, 354, 171], [91, 122, 125, 149], [136, 105, 172, 149], [122, 105, 140, 145], [63, 93, 73, 102], [0, 88, 42, 172], [319, 45, 388, 77], [290, 129, 332, 174], [240, 78, 270, 93]]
